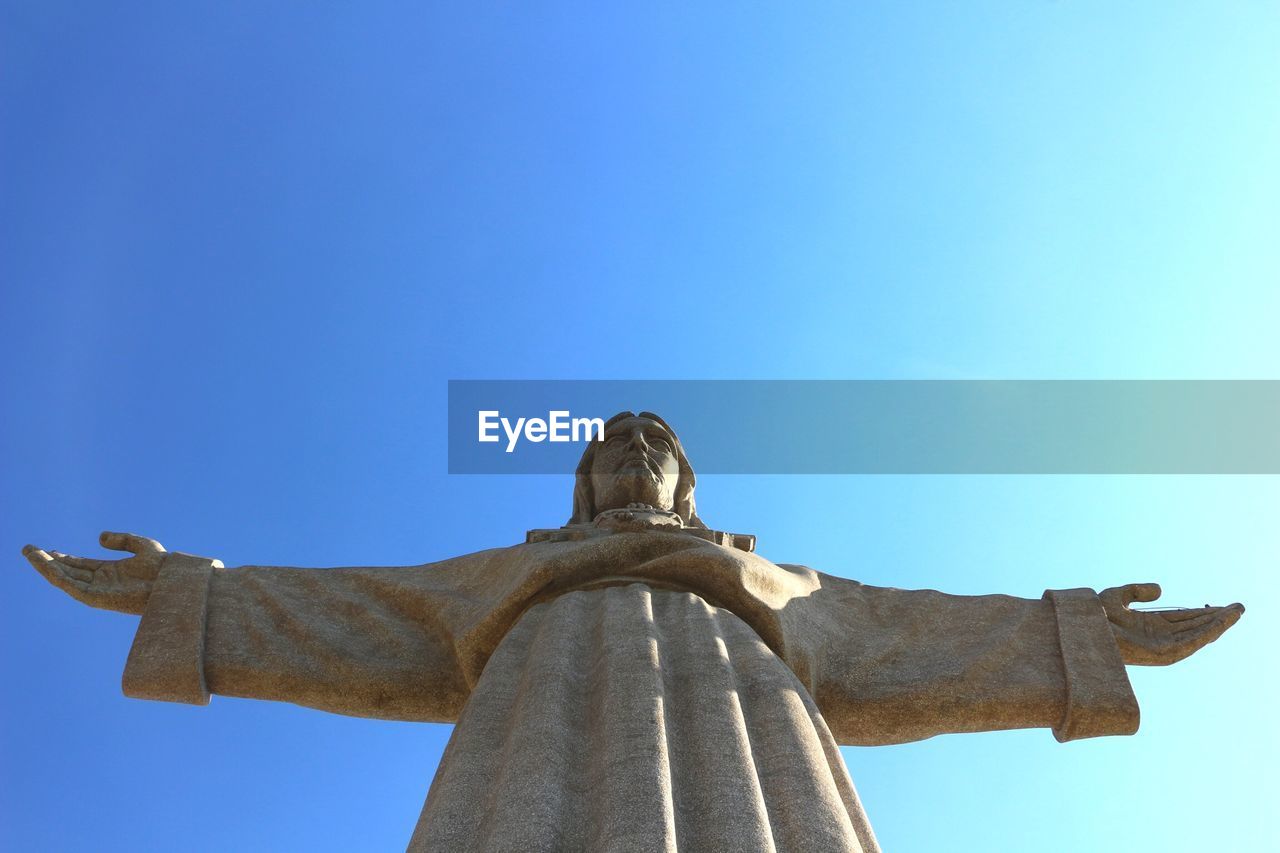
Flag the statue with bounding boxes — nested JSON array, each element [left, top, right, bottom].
[[24, 411, 1243, 852]]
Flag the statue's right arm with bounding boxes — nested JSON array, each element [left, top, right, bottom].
[[24, 533, 472, 724], [802, 575, 1241, 747]]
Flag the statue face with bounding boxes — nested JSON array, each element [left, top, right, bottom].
[[590, 416, 681, 514]]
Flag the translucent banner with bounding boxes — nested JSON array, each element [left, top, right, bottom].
[[447, 380, 1280, 474]]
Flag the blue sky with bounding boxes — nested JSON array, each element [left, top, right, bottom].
[[2, 3, 1277, 851]]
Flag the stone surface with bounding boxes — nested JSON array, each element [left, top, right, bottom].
[[23, 410, 1245, 851], [412, 585, 874, 852]]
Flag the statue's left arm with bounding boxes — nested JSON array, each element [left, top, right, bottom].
[[800, 573, 1242, 746], [24, 532, 482, 723]]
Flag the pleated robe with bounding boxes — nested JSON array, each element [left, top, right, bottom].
[[120, 530, 1141, 852], [412, 584, 875, 852]]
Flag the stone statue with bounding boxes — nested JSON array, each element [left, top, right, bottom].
[[24, 411, 1243, 852]]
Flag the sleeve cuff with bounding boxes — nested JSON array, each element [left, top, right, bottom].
[[1043, 587, 1141, 742], [121, 551, 221, 705]]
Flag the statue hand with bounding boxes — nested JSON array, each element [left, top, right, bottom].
[[1100, 583, 1244, 666], [23, 532, 168, 615]]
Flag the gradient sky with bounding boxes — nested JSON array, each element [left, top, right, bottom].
[[2, 3, 1277, 851]]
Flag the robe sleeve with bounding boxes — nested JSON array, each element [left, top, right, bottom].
[[121, 551, 471, 723], [804, 577, 1139, 746]]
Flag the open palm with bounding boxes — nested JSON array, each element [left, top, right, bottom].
[[23, 531, 167, 615], [1101, 583, 1244, 666]]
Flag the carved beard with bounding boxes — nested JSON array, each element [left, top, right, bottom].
[[595, 468, 673, 513]]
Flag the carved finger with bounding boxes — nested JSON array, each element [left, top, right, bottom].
[[1152, 606, 1219, 623], [1135, 609, 1217, 642], [1159, 604, 1244, 663], [1162, 606, 1240, 632], [1121, 583, 1162, 605], [48, 552, 94, 583], [100, 531, 163, 555], [48, 551, 106, 574], [23, 545, 93, 599]]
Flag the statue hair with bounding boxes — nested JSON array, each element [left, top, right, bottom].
[[568, 411, 707, 529]]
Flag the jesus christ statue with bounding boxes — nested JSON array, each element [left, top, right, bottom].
[[24, 411, 1243, 852]]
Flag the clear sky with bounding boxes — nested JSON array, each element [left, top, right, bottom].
[[2, 3, 1277, 851]]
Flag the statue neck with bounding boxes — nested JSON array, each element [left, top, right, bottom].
[[592, 504, 686, 533]]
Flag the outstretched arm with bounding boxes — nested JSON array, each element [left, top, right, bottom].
[[24, 533, 472, 724], [803, 575, 1242, 747]]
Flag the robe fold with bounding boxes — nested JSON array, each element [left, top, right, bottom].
[[121, 531, 1139, 851]]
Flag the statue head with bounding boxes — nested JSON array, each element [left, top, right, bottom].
[[569, 411, 706, 528]]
